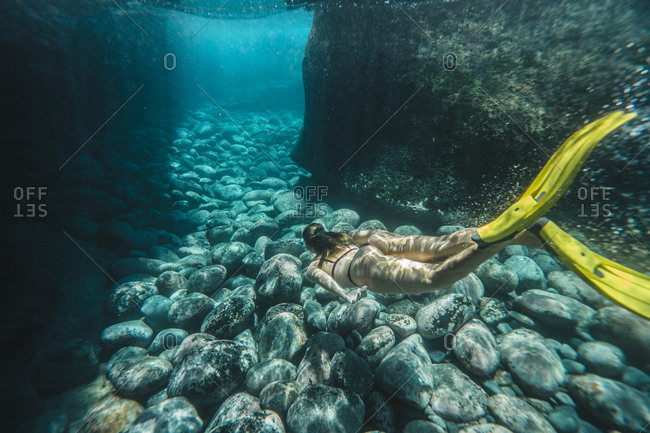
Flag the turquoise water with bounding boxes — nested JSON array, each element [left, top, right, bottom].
[[2, 1, 649, 432]]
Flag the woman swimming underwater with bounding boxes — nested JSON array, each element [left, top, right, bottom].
[[304, 111, 650, 319]]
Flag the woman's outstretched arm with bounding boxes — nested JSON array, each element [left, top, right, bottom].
[[306, 261, 366, 303]]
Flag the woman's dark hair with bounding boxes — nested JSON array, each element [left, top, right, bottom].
[[302, 223, 354, 266]]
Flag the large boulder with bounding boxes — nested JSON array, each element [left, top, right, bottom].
[[513, 289, 596, 328], [104, 281, 158, 322], [291, 0, 648, 224], [567, 374, 650, 433], [167, 340, 257, 405], [254, 254, 303, 307], [106, 347, 172, 398], [286, 384, 364, 433], [375, 334, 433, 409], [123, 397, 203, 433], [587, 306, 650, 362], [416, 294, 474, 339], [429, 363, 488, 422], [498, 328, 566, 398], [453, 319, 500, 377]]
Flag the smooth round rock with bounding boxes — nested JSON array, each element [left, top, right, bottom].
[[454, 319, 500, 377], [562, 359, 586, 375], [200, 296, 255, 339], [124, 397, 202, 433], [416, 294, 475, 339], [106, 347, 172, 398], [499, 245, 529, 261], [475, 259, 518, 297], [246, 359, 297, 396], [364, 390, 396, 433], [533, 254, 563, 275], [386, 299, 423, 317], [375, 334, 433, 409], [577, 341, 626, 378], [79, 397, 144, 433], [242, 251, 265, 279], [214, 184, 245, 201], [403, 420, 446, 433], [105, 281, 158, 321], [355, 326, 396, 368], [259, 380, 301, 419], [205, 392, 285, 433], [141, 296, 173, 331], [622, 366, 650, 391], [212, 242, 253, 276], [264, 239, 305, 260], [171, 333, 216, 365], [488, 394, 555, 433], [513, 289, 596, 329], [503, 256, 547, 292], [587, 306, 650, 362], [168, 293, 216, 331], [254, 254, 303, 307], [167, 340, 257, 405], [101, 320, 154, 353], [329, 209, 360, 227], [287, 384, 364, 433], [548, 271, 611, 309], [478, 298, 508, 326], [296, 332, 346, 385], [303, 300, 327, 332], [187, 265, 227, 294], [357, 220, 387, 231], [459, 424, 513, 433], [256, 303, 305, 335], [498, 328, 566, 398], [567, 374, 650, 433], [384, 313, 417, 338], [205, 392, 284, 433], [257, 312, 307, 361], [206, 223, 235, 246], [327, 299, 380, 336], [155, 271, 188, 297], [547, 405, 579, 433], [449, 273, 484, 306], [328, 348, 374, 398], [148, 328, 188, 356], [394, 225, 423, 235], [272, 191, 303, 214], [429, 363, 488, 422]]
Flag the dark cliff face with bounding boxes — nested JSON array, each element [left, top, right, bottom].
[[292, 0, 650, 226]]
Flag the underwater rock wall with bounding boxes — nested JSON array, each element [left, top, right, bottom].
[[292, 0, 650, 225]]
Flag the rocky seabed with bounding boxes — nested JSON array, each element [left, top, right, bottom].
[[30, 108, 650, 433]]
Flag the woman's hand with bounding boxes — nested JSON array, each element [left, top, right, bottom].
[[346, 286, 368, 303]]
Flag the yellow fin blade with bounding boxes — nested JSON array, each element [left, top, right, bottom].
[[477, 111, 637, 244], [538, 220, 650, 319]]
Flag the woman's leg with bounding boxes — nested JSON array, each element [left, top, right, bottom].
[[366, 228, 478, 263], [355, 224, 550, 295], [350, 242, 505, 295]]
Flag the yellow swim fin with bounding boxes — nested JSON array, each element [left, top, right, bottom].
[[532, 218, 650, 319], [475, 111, 637, 245]]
